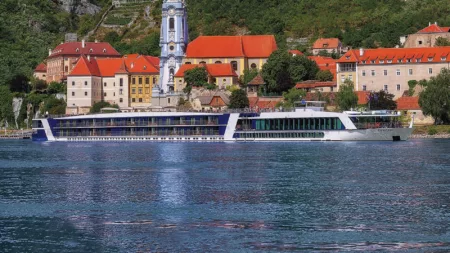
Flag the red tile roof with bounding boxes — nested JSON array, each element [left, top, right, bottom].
[[248, 74, 265, 86], [313, 38, 341, 49], [308, 56, 337, 80], [70, 56, 101, 76], [48, 41, 120, 59], [418, 23, 450, 33], [34, 63, 47, 72], [289, 50, 304, 56], [69, 55, 158, 77], [144, 56, 160, 71], [396, 96, 421, 110], [186, 35, 277, 58], [248, 97, 283, 109], [175, 63, 237, 77], [355, 91, 370, 105], [338, 47, 450, 64], [295, 81, 336, 89]]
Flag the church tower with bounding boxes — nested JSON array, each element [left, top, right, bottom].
[[159, 0, 189, 93]]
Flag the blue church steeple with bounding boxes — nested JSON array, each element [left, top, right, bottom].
[[159, 0, 189, 93]]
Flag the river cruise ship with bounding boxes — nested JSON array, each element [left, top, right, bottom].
[[32, 102, 413, 142]]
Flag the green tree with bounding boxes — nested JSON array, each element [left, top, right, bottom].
[[277, 88, 306, 109], [408, 80, 418, 96], [228, 89, 249, 109], [435, 37, 450, 46], [30, 78, 47, 91], [0, 85, 14, 127], [368, 90, 397, 110], [47, 82, 66, 94], [262, 50, 293, 93], [240, 69, 259, 87], [90, 101, 119, 114], [184, 67, 208, 87], [419, 68, 450, 124], [315, 70, 334, 82], [336, 80, 358, 111], [42, 97, 66, 115]]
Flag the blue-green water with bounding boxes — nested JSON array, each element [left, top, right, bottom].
[[0, 140, 450, 252]]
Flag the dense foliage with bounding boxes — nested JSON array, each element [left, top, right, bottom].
[[367, 90, 397, 110], [336, 80, 358, 111], [419, 69, 450, 124], [228, 89, 249, 109], [277, 88, 306, 109], [90, 101, 120, 114]]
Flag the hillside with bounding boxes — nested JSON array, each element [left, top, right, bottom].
[[2, 0, 450, 89]]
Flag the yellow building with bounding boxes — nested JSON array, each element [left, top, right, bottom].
[[125, 55, 160, 107]]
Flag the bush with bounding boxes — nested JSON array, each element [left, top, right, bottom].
[[428, 127, 438, 136], [90, 101, 119, 113]]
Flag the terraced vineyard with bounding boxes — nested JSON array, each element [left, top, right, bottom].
[[103, 2, 153, 27]]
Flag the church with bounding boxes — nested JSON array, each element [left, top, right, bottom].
[[66, 0, 279, 113]]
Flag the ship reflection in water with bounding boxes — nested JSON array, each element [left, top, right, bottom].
[[0, 139, 449, 252]]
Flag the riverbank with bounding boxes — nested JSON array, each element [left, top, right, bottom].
[[411, 125, 450, 139]]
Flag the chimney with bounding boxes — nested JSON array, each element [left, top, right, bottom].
[[48, 49, 52, 56], [429, 22, 431, 26], [359, 48, 364, 56], [87, 55, 90, 61], [131, 62, 134, 69], [95, 39, 98, 43], [82, 39, 86, 48]]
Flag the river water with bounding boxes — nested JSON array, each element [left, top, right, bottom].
[[0, 139, 449, 252]]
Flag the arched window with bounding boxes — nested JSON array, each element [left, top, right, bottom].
[[199, 61, 206, 64], [231, 61, 238, 71], [169, 69, 174, 82], [215, 61, 222, 64], [251, 63, 257, 69], [169, 18, 175, 30]]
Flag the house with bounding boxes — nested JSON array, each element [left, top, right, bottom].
[[248, 97, 283, 111], [336, 47, 450, 99], [295, 80, 337, 92], [183, 35, 278, 76], [403, 22, 450, 48], [308, 56, 337, 80], [195, 92, 230, 111], [174, 63, 238, 92], [396, 96, 433, 125], [312, 38, 343, 55], [33, 63, 47, 81], [46, 40, 121, 83], [247, 74, 265, 97], [66, 54, 160, 114]]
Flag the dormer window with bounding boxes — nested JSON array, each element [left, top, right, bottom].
[[398, 59, 403, 63], [428, 57, 433, 62], [89, 49, 93, 53], [407, 59, 411, 63], [387, 60, 392, 63], [370, 60, 375, 64], [362, 60, 366, 64], [346, 56, 350, 60], [144, 65, 147, 70], [76, 48, 79, 53], [416, 59, 421, 62], [103, 49, 106, 53], [323, 43, 328, 48], [441, 57, 446, 61], [379, 60, 384, 64]]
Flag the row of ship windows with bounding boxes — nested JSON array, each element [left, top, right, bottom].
[[254, 118, 344, 131], [238, 132, 326, 139]]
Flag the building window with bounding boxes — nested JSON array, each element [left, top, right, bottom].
[[441, 57, 446, 61], [429, 68, 433, 74], [85, 81, 88, 86], [185, 62, 191, 64], [72, 81, 75, 86], [384, 70, 388, 76], [168, 98, 171, 104], [145, 78, 150, 84], [104, 82, 107, 87], [215, 61, 222, 64], [418, 40, 422, 45], [104, 92, 107, 97], [251, 63, 257, 69], [231, 61, 238, 71], [384, 85, 388, 91], [120, 78, 123, 86], [349, 74, 353, 81], [139, 77, 142, 84], [120, 98, 123, 103], [362, 85, 367, 91], [132, 98, 135, 103], [408, 69, 413, 75], [132, 78, 136, 85], [396, 84, 401, 91], [371, 70, 375, 76], [139, 98, 143, 103], [114, 92, 115, 96], [119, 89, 123, 95], [199, 61, 206, 64], [371, 60, 375, 64], [153, 77, 156, 84], [138, 88, 142, 94], [330, 87, 334, 92], [407, 59, 411, 63], [340, 75, 345, 83], [362, 61, 366, 64], [396, 69, 400, 76], [416, 59, 421, 63], [72, 92, 75, 96], [65, 66, 69, 73], [85, 92, 88, 96], [380, 60, 384, 64], [398, 59, 403, 63], [387, 60, 392, 63], [169, 18, 174, 30], [362, 70, 366, 76], [428, 57, 433, 62], [146, 88, 150, 94], [132, 88, 136, 94]]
